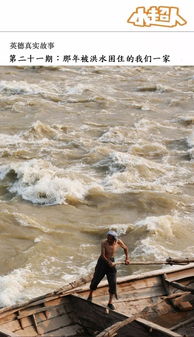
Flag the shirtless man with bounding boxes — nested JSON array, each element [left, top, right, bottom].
[[87, 230, 130, 310]]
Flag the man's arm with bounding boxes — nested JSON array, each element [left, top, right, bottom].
[[118, 239, 130, 264]]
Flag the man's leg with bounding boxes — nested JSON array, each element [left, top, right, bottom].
[[87, 290, 93, 301], [106, 267, 117, 309], [108, 293, 114, 305], [87, 257, 106, 301]]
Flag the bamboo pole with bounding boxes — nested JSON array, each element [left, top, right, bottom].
[[115, 257, 194, 266]]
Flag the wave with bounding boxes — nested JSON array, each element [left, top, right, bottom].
[[130, 141, 168, 158], [0, 80, 46, 96], [187, 128, 194, 148], [81, 223, 132, 237], [131, 214, 194, 260], [0, 122, 70, 157], [0, 159, 102, 205], [99, 126, 131, 144], [0, 149, 188, 206], [0, 267, 32, 307], [0, 133, 23, 146], [136, 84, 180, 93], [96, 151, 187, 193], [177, 113, 194, 126], [13, 212, 51, 233], [21, 120, 68, 141]]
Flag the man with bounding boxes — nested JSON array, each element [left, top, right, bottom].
[[87, 230, 130, 310]]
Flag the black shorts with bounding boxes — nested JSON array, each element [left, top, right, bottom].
[[90, 256, 117, 295]]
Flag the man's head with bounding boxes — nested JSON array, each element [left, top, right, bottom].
[[107, 230, 118, 242]]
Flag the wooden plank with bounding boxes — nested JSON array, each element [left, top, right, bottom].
[[11, 325, 37, 337], [91, 286, 166, 305], [89, 282, 164, 300], [166, 280, 194, 294], [37, 313, 73, 334], [93, 287, 166, 299], [70, 296, 129, 333], [96, 316, 182, 337], [0, 320, 23, 332], [77, 276, 162, 296], [137, 318, 182, 337], [160, 274, 178, 311], [161, 291, 190, 300], [175, 301, 193, 311], [17, 303, 68, 320], [0, 302, 61, 324], [0, 328, 19, 337], [166, 268, 194, 283], [2, 314, 73, 337], [119, 284, 165, 297], [96, 315, 139, 337], [43, 298, 64, 307], [118, 278, 162, 292], [0, 315, 41, 333], [0, 296, 61, 318], [42, 324, 84, 336], [0, 308, 74, 334], [171, 316, 194, 330], [35, 306, 68, 323], [18, 312, 73, 332], [0, 314, 17, 325]]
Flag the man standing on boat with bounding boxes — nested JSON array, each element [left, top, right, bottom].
[[87, 230, 130, 310]]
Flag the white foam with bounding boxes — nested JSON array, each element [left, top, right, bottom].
[[0, 123, 69, 155], [21, 120, 68, 142], [65, 83, 87, 95], [0, 133, 23, 146], [132, 239, 180, 260], [99, 127, 129, 144], [0, 159, 102, 205], [134, 118, 184, 133], [61, 261, 96, 285], [130, 141, 168, 157], [95, 152, 133, 174], [135, 215, 177, 238], [34, 237, 43, 243], [108, 224, 132, 236], [134, 119, 160, 132], [0, 164, 10, 180], [187, 128, 194, 147], [0, 80, 45, 96], [131, 214, 194, 260], [100, 152, 182, 193], [0, 267, 31, 307]]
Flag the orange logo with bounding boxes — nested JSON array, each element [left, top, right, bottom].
[[127, 6, 187, 27]]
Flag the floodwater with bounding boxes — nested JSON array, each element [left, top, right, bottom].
[[0, 66, 194, 306]]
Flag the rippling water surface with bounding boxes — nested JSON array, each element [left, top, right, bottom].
[[0, 66, 194, 306]]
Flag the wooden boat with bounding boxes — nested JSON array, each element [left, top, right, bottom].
[[0, 293, 181, 337], [72, 262, 194, 336], [1, 261, 194, 336]]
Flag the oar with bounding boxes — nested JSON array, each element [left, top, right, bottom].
[[115, 257, 194, 266]]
